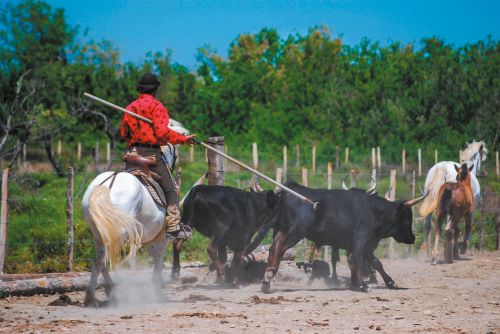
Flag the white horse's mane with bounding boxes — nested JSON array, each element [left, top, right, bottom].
[[461, 140, 487, 162], [168, 119, 190, 135]]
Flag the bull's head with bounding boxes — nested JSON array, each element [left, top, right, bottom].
[[393, 192, 429, 244]]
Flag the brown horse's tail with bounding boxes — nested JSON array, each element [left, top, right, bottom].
[[437, 188, 452, 218], [419, 168, 446, 217]]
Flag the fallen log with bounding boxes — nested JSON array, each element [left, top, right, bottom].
[[0, 273, 93, 298]]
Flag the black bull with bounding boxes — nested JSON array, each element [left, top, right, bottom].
[[172, 185, 277, 283], [261, 181, 426, 293]]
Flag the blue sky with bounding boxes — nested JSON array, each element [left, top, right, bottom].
[[43, 0, 499, 69]]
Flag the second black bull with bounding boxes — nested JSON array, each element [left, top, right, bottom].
[[172, 184, 277, 283], [262, 181, 427, 293]]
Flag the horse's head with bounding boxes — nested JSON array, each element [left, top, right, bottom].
[[454, 163, 473, 184], [462, 141, 488, 175], [160, 120, 190, 170]]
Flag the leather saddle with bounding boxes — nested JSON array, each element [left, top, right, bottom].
[[122, 153, 166, 207]]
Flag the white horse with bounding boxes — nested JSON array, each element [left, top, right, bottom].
[[419, 140, 487, 256], [82, 121, 185, 307]]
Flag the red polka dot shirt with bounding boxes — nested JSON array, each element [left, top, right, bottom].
[[120, 94, 188, 146]]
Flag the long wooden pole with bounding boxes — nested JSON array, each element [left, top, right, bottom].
[[0, 169, 9, 274], [66, 167, 74, 272], [84, 92, 316, 207]]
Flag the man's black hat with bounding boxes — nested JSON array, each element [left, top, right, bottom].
[[137, 73, 160, 93]]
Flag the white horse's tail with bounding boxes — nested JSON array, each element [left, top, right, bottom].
[[419, 167, 446, 217], [87, 185, 143, 268]]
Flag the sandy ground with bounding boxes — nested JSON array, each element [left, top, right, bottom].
[[1, 251, 499, 334]]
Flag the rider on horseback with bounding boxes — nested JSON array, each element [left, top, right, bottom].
[[120, 73, 197, 241]]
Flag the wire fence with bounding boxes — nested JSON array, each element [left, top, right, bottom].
[[0, 142, 499, 274]]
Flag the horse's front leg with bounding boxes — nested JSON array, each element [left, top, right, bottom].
[[84, 245, 106, 307], [460, 213, 473, 255], [102, 265, 115, 297], [148, 236, 168, 290]]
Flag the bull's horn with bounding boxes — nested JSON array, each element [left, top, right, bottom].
[[385, 186, 393, 200], [342, 175, 350, 190], [405, 191, 430, 207], [251, 175, 264, 192], [366, 176, 377, 194]]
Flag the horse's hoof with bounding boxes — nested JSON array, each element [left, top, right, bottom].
[[261, 281, 271, 294], [84, 296, 108, 308]]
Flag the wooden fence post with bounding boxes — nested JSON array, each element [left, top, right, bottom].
[[371, 168, 377, 187], [345, 147, 349, 164], [275, 168, 283, 192], [327, 162, 333, 190], [418, 148, 422, 177], [388, 169, 397, 258], [0, 169, 9, 273], [57, 140, 62, 156], [349, 169, 356, 188], [323, 162, 333, 261], [459, 150, 463, 162], [335, 145, 339, 169], [94, 141, 100, 170], [252, 142, 259, 170], [207, 137, 225, 186], [296, 145, 300, 168], [372, 148, 376, 170], [402, 149, 406, 175], [176, 167, 183, 197], [77, 142, 81, 162], [106, 142, 111, 166], [66, 167, 74, 272], [496, 151, 499, 178], [479, 169, 487, 252], [189, 145, 194, 163], [301, 168, 308, 260], [283, 146, 288, 182], [377, 146, 381, 170], [408, 170, 416, 256], [22, 144, 27, 169], [435, 149, 438, 165], [312, 145, 316, 173]]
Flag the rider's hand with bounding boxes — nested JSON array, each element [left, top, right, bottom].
[[185, 134, 198, 145]]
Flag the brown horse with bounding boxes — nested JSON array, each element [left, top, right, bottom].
[[431, 163, 474, 265]]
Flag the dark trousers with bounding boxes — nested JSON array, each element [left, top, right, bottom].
[[128, 146, 178, 206]]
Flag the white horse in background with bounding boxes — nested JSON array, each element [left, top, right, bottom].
[[419, 140, 487, 256], [81, 121, 185, 307]]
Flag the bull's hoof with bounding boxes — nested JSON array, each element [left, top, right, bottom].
[[458, 242, 467, 255], [386, 280, 397, 289], [359, 285, 370, 292], [329, 277, 341, 287], [431, 259, 438, 266], [261, 281, 271, 294]]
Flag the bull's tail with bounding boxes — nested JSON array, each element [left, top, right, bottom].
[[419, 167, 446, 217], [87, 185, 143, 268], [437, 188, 452, 218]]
